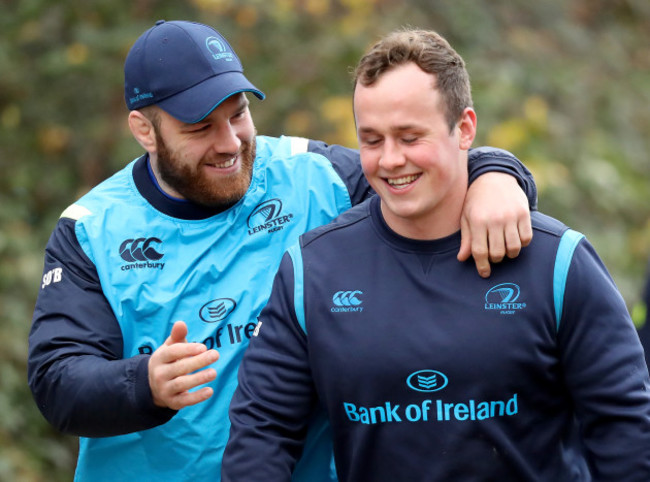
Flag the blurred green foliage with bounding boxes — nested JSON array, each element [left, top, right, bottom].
[[1, 0, 648, 479]]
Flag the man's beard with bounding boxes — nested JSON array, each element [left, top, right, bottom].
[[155, 131, 256, 211]]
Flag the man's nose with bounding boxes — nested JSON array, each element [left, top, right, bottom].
[[378, 139, 406, 170]]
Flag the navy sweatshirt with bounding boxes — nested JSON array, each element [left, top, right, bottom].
[[224, 197, 650, 482]]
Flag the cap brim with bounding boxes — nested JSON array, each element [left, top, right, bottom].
[[157, 71, 265, 124]]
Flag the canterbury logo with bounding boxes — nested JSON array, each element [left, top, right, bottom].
[[332, 290, 363, 307], [119, 238, 163, 262]]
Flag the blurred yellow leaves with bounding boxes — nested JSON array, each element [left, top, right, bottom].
[[631, 301, 647, 329], [2, 105, 21, 129], [487, 95, 549, 151], [305, 0, 330, 16], [38, 125, 71, 155], [191, 0, 377, 23], [286, 110, 314, 136], [284, 96, 356, 146], [191, 0, 231, 14], [66, 43, 89, 66], [524, 96, 548, 129], [526, 158, 571, 195], [485, 95, 570, 194], [236, 6, 259, 28], [320, 95, 357, 147], [487, 119, 528, 152]]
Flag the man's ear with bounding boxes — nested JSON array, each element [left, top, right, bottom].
[[128, 110, 157, 154], [458, 107, 477, 150]]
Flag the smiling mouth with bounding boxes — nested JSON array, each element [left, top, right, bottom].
[[386, 174, 420, 189], [207, 157, 236, 169]]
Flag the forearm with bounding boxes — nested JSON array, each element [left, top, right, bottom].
[[29, 346, 174, 437], [467, 146, 538, 210]]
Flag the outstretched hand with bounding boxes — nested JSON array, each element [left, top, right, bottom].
[[458, 172, 533, 278], [148, 320, 220, 410]]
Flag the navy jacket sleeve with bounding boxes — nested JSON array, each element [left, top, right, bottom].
[[27, 217, 175, 437], [223, 252, 316, 482], [559, 238, 650, 480], [308, 140, 538, 210]]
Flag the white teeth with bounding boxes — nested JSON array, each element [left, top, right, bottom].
[[213, 158, 236, 168], [387, 174, 419, 189]]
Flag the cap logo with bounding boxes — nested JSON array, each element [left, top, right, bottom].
[[206, 36, 234, 61], [129, 87, 154, 106]]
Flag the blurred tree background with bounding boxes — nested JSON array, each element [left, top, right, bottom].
[[1, 0, 648, 479]]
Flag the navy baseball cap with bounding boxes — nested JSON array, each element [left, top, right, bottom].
[[124, 20, 265, 123]]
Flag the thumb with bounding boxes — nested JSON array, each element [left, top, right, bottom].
[[457, 215, 471, 262], [165, 320, 188, 346]]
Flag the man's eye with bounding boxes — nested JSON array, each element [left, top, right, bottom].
[[402, 137, 417, 144], [231, 109, 248, 121], [190, 125, 210, 133]]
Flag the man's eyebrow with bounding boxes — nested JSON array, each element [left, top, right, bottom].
[[391, 124, 420, 132], [236, 95, 250, 110], [357, 126, 378, 134], [358, 125, 420, 134]]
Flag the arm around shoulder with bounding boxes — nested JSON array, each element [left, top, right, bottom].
[[467, 146, 537, 210], [460, 147, 536, 277]]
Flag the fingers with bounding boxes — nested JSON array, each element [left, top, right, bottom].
[[461, 171, 534, 277], [503, 222, 522, 259], [456, 216, 471, 262], [459, 212, 532, 278], [518, 216, 533, 248], [154, 338, 209, 365], [170, 386, 215, 410], [457, 210, 491, 277], [152, 358, 218, 411], [149, 322, 220, 410], [155, 345, 219, 381], [471, 232, 491, 279], [149, 347, 220, 410], [165, 320, 188, 346]]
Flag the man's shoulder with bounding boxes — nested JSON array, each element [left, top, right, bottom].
[[531, 211, 573, 239], [256, 135, 357, 167], [256, 135, 308, 158], [59, 160, 139, 222]]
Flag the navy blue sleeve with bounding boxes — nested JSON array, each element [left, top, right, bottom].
[[28, 217, 175, 437], [307, 140, 538, 210], [307, 140, 374, 206], [558, 239, 650, 480], [223, 252, 316, 482], [467, 146, 538, 210]]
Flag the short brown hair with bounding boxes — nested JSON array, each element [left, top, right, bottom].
[[353, 28, 472, 131]]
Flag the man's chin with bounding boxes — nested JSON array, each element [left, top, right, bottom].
[[188, 184, 250, 211]]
